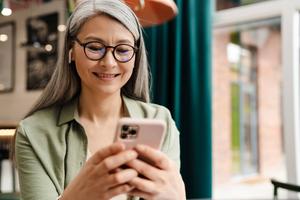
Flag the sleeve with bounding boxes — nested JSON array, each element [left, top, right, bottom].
[[15, 125, 60, 200], [161, 110, 181, 169]]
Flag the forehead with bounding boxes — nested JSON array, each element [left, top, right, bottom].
[[77, 15, 134, 43]]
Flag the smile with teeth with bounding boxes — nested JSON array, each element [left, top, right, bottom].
[[92, 72, 120, 80]]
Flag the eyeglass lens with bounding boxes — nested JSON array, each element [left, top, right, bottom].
[[84, 42, 135, 62]]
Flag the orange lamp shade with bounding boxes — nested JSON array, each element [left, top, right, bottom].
[[124, 0, 178, 27]]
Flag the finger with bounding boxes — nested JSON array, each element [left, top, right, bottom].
[[126, 159, 160, 180], [98, 150, 138, 172], [106, 183, 134, 199], [107, 168, 138, 188], [128, 189, 152, 199], [135, 144, 170, 170], [129, 176, 157, 194], [89, 142, 125, 165], [110, 167, 122, 174]]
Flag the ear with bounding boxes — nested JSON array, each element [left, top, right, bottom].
[[68, 49, 74, 64]]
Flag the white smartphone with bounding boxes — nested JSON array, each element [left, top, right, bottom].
[[114, 118, 166, 150]]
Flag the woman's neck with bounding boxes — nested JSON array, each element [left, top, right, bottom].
[[78, 90, 123, 124]]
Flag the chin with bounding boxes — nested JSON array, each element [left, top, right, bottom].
[[95, 86, 121, 96]]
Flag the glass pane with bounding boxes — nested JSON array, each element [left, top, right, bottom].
[[217, 0, 272, 11], [213, 18, 286, 199]]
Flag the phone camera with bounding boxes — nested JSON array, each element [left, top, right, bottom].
[[122, 125, 129, 132], [129, 129, 137, 135], [120, 133, 127, 139]]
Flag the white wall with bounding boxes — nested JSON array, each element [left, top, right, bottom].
[[0, 1, 65, 124]]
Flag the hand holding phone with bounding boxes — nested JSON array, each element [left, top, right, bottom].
[[114, 119, 186, 199]]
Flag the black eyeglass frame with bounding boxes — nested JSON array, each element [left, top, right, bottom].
[[75, 38, 138, 63]]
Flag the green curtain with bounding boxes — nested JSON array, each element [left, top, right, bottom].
[[144, 0, 212, 198]]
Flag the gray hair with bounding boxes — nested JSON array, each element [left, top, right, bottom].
[[26, 0, 150, 116]]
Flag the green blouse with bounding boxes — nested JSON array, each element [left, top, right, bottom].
[[15, 96, 181, 200]]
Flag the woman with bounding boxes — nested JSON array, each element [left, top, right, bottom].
[[15, 0, 186, 199]]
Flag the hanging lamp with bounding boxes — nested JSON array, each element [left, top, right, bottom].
[[74, 0, 178, 27], [123, 0, 178, 27]]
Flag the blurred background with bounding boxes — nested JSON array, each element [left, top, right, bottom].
[[0, 0, 300, 199]]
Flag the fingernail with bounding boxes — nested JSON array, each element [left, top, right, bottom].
[[136, 144, 145, 150], [129, 151, 137, 157]]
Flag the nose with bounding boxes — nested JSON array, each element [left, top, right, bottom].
[[100, 49, 117, 68]]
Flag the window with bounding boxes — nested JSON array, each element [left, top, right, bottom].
[[213, 19, 284, 199], [213, 0, 300, 199]]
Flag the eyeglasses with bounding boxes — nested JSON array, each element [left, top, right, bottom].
[[75, 38, 138, 63]]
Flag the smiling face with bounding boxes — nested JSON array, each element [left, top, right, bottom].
[[72, 14, 136, 97]]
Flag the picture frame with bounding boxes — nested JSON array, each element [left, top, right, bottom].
[[0, 22, 15, 93], [25, 12, 58, 90]]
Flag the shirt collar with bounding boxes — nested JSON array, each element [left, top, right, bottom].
[[58, 97, 78, 126], [57, 95, 145, 126], [122, 95, 144, 118]]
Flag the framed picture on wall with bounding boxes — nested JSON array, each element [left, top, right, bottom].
[[25, 12, 58, 90], [0, 22, 15, 93]]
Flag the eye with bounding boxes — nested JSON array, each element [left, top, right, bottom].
[[116, 45, 132, 54], [85, 42, 105, 53]]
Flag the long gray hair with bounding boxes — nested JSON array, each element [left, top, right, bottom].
[[26, 0, 150, 117]]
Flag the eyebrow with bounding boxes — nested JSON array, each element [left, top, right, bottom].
[[83, 36, 133, 45]]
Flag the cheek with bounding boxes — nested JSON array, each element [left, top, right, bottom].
[[123, 62, 135, 78], [74, 60, 86, 79], [120, 67, 134, 87], [74, 62, 95, 85], [127, 57, 136, 71], [74, 55, 94, 78], [125, 69, 134, 81], [73, 48, 88, 76]]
